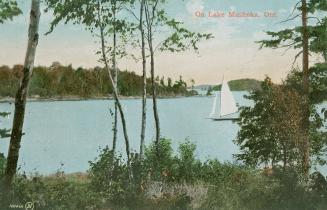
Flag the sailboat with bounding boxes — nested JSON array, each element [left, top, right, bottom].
[[209, 78, 239, 121]]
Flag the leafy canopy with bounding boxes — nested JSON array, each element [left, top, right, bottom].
[[0, 0, 21, 24], [235, 76, 327, 170], [257, 0, 327, 61], [140, 0, 213, 53], [0, 112, 10, 138]]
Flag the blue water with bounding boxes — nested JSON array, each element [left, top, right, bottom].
[[0, 92, 326, 175]]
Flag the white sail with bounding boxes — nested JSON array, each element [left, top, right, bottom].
[[209, 91, 219, 118], [220, 80, 237, 117]]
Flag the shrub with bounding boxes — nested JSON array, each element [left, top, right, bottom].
[[143, 138, 177, 182], [0, 153, 5, 178], [0, 139, 326, 210], [88, 147, 145, 209], [175, 140, 201, 183]]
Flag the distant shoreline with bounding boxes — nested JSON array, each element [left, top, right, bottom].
[[0, 94, 207, 103]]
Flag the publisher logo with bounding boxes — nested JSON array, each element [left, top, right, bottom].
[[25, 202, 34, 210], [9, 201, 34, 210]]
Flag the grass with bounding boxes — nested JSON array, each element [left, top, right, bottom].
[[1, 139, 327, 210]]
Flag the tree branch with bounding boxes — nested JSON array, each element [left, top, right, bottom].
[[292, 50, 303, 69], [279, 13, 301, 24]]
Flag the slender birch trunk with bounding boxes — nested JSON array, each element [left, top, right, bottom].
[[97, 1, 132, 180], [112, 0, 118, 155], [301, 0, 310, 178], [139, 0, 147, 160], [145, 2, 160, 154], [3, 0, 40, 191], [149, 37, 160, 152]]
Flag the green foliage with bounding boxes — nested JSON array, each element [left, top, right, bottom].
[[45, 0, 136, 75], [87, 142, 194, 210], [284, 66, 327, 166], [285, 64, 327, 105], [88, 147, 139, 207], [258, 28, 302, 49], [138, 0, 213, 55], [0, 127, 10, 138], [45, 0, 134, 33], [235, 78, 284, 167], [257, 1, 327, 61], [144, 138, 176, 182], [202, 170, 271, 210], [8, 174, 102, 210], [0, 64, 193, 98], [235, 74, 327, 176], [175, 140, 201, 183], [308, 0, 327, 12], [0, 112, 9, 118], [0, 0, 21, 24], [160, 19, 213, 53], [0, 152, 6, 178], [0, 111, 10, 138], [0, 138, 326, 209], [212, 79, 261, 91], [206, 86, 213, 96], [0, 65, 20, 98], [199, 160, 251, 186], [202, 167, 327, 210]]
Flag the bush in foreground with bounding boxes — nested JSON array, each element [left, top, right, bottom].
[[0, 138, 326, 210]]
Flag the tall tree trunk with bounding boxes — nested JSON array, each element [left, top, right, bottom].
[[97, 1, 132, 180], [112, 1, 118, 155], [139, 0, 147, 160], [3, 0, 40, 191], [144, 1, 160, 156], [301, 0, 310, 178], [148, 27, 160, 152]]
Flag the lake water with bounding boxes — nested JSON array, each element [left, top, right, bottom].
[[0, 92, 326, 175]]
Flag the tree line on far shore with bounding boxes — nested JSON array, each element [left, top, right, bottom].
[[0, 63, 194, 99]]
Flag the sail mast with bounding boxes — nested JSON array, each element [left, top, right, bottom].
[[209, 76, 238, 119], [219, 75, 224, 118], [220, 77, 238, 117]]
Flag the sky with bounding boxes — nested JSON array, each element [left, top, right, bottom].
[[0, 0, 323, 84]]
